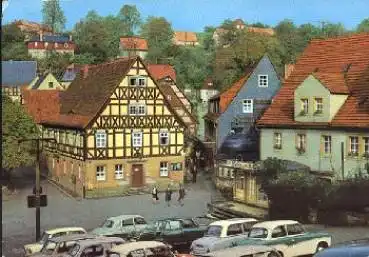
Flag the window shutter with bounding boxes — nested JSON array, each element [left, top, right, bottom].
[[320, 136, 324, 156]]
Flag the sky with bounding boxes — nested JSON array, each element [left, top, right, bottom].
[[2, 0, 368, 32]]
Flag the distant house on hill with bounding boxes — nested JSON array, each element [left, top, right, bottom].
[[27, 34, 75, 58], [14, 20, 52, 40], [119, 36, 148, 59], [1, 61, 37, 103], [213, 19, 275, 46], [173, 31, 199, 46]]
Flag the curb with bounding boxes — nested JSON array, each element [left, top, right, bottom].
[[41, 174, 82, 201]]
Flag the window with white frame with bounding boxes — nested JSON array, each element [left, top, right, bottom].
[[159, 131, 169, 145], [132, 132, 143, 147], [314, 98, 323, 114], [129, 104, 146, 116], [95, 130, 107, 148], [296, 134, 306, 152], [115, 164, 124, 179], [301, 99, 309, 114], [96, 166, 106, 181], [274, 132, 282, 149], [129, 77, 147, 87], [258, 75, 268, 87], [349, 136, 359, 155], [322, 135, 332, 154], [160, 162, 169, 177], [242, 99, 253, 113], [364, 137, 369, 156]]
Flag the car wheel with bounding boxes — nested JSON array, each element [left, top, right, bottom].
[[315, 242, 328, 253], [267, 251, 281, 257]]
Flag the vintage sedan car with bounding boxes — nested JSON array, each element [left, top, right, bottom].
[[236, 220, 331, 257], [63, 237, 125, 257], [107, 241, 175, 257], [31, 234, 98, 256], [91, 215, 148, 238], [24, 227, 87, 256], [198, 244, 281, 257], [190, 218, 258, 256], [314, 238, 369, 257], [132, 217, 215, 252]]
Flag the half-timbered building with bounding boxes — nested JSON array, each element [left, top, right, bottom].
[[40, 56, 187, 197]]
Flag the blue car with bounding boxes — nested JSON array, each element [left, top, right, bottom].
[[314, 239, 369, 257]]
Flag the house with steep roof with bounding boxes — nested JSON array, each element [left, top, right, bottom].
[[257, 33, 369, 180], [39, 56, 188, 197], [119, 36, 148, 59], [27, 34, 75, 58], [27, 72, 64, 91], [173, 31, 199, 46], [148, 64, 197, 136], [1, 61, 37, 103]]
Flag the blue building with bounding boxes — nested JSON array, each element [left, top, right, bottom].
[[215, 55, 281, 161]]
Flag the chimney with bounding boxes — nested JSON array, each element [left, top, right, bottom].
[[81, 65, 89, 79], [69, 34, 73, 41], [39, 30, 43, 41], [284, 64, 295, 80]]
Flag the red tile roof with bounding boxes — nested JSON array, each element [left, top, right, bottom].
[[147, 64, 177, 81], [120, 36, 148, 51], [174, 31, 198, 43], [22, 89, 61, 124], [313, 71, 349, 94], [258, 33, 369, 129]]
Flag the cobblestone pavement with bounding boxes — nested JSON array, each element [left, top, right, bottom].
[[2, 169, 369, 257]]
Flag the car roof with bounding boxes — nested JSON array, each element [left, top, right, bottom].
[[201, 245, 275, 257], [110, 241, 167, 254], [75, 237, 125, 247], [315, 244, 369, 257], [45, 227, 86, 234], [107, 215, 144, 221], [209, 218, 258, 226], [48, 234, 96, 243], [252, 220, 299, 230]]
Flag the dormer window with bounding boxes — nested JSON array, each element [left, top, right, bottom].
[[300, 99, 309, 115], [314, 98, 323, 114], [258, 75, 268, 87], [35, 42, 38, 47], [129, 77, 146, 87]]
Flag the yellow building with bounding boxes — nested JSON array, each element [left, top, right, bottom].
[[41, 56, 187, 197], [27, 73, 64, 91]]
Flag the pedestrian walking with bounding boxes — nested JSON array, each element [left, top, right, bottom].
[[165, 185, 172, 207], [152, 185, 159, 204], [177, 184, 186, 206]]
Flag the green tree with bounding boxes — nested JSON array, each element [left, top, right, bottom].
[[357, 18, 369, 32], [42, 0, 66, 33], [38, 52, 73, 75], [118, 4, 142, 36], [1, 23, 31, 60], [140, 16, 174, 63], [321, 22, 346, 37], [2, 96, 38, 172]]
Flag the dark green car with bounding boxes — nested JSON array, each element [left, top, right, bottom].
[[131, 217, 215, 252]]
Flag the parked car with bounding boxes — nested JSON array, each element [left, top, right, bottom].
[[91, 215, 148, 238], [198, 244, 281, 257], [132, 217, 214, 252], [31, 234, 98, 256], [236, 220, 332, 257], [63, 237, 125, 257], [24, 227, 87, 256], [107, 241, 175, 257], [314, 238, 369, 257], [190, 218, 258, 256]]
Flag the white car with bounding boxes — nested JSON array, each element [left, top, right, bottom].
[[190, 218, 258, 256], [200, 244, 281, 257], [236, 220, 332, 257]]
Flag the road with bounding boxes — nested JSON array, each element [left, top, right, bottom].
[[2, 168, 369, 257]]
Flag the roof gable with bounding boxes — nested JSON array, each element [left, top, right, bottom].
[[147, 64, 176, 81], [312, 71, 349, 94], [30, 73, 63, 90], [258, 33, 369, 128], [1, 61, 37, 86]]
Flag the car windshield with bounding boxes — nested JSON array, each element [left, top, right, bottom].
[[102, 219, 115, 228], [40, 232, 51, 244], [41, 241, 57, 254], [204, 225, 222, 237], [248, 227, 268, 239]]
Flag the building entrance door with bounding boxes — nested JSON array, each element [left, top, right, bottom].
[[131, 164, 144, 187]]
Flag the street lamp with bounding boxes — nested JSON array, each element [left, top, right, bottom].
[[18, 137, 57, 241]]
